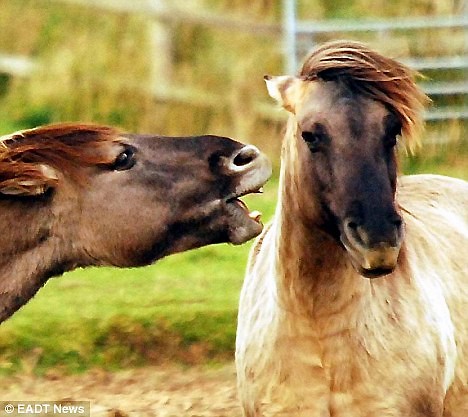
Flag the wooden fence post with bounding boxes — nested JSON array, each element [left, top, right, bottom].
[[147, 0, 172, 93]]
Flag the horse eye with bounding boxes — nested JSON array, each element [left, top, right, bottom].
[[385, 134, 398, 148], [301, 131, 324, 152], [384, 116, 401, 149], [384, 128, 400, 149], [112, 147, 136, 171]]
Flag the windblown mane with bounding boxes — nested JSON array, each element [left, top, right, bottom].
[[300, 40, 429, 152], [0, 123, 121, 193]]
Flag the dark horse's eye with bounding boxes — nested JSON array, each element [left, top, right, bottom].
[[384, 114, 402, 149], [301, 131, 325, 152], [112, 146, 136, 171], [385, 134, 398, 149]]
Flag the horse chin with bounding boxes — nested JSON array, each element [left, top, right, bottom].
[[340, 234, 400, 279], [225, 201, 264, 245], [356, 264, 396, 279], [347, 251, 396, 278]]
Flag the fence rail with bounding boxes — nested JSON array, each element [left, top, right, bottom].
[[0, 54, 37, 77], [402, 56, 468, 71], [422, 81, 468, 96], [287, 3, 467, 122], [0, 0, 467, 123], [296, 15, 468, 34]]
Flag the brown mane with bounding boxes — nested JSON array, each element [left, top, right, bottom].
[[0, 123, 121, 192], [300, 40, 429, 152]]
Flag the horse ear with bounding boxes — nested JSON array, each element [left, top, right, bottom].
[[264, 75, 304, 114], [0, 164, 59, 196]]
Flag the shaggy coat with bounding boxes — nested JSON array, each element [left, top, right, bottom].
[[236, 41, 468, 417]]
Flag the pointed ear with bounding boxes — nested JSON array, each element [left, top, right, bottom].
[[0, 164, 59, 196], [264, 75, 305, 114]]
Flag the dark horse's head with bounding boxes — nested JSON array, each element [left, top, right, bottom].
[[265, 40, 428, 278], [0, 124, 272, 322], [0, 124, 272, 267]]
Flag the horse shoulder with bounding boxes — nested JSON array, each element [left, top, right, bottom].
[[398, 174, 467, 289], [398, 174, 468, 221], [398, 174, 468, 414]]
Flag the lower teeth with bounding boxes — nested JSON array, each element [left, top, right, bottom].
[[249, 210, 262, 222]]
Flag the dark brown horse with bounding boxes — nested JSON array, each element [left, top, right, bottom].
[[0, 123, 271, 322], [236, 41, 467, 416]]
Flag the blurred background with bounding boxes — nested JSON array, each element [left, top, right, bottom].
[[0, 0, 466, 377]]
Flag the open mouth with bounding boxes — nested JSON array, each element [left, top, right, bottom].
[[222, 148, 271, 245], [224, 175, 271, 244], [226, 186, 264, 224]]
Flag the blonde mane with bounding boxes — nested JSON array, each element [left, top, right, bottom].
[[0, 123, 121, 192], [300, 40, 429, 152]]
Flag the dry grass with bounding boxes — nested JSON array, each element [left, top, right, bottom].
[[0, 363, 241, 416]]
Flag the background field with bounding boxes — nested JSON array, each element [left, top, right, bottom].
[[0, 0, 466, 376]]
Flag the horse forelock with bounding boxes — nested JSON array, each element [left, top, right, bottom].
[[300, 40, 429, 152], [0, 123, 122, 189]]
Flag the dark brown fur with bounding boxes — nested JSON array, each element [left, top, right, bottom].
[[0, 123, 271, 322]]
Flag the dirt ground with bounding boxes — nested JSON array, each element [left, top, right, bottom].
[[0, 363, 242, 417]]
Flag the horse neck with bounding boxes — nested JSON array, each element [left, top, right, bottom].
[[0, 199, 78, 322], [273, 120, 366, 316], [0, 242, 58, 322]]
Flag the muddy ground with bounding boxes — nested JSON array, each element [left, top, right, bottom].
[[0, 363, 242, 416]]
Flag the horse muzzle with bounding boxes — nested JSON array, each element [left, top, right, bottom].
[[357, 244, 401, 278], [340, 218, 403, 278], [342, 240, 401, 278]]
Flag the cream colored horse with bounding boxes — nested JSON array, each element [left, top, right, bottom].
[[236, 40, 468, 417]]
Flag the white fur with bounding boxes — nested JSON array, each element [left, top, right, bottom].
[[236, 173, 468, 417]]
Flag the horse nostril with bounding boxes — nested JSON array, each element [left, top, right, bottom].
[[347, 221, 359, 231], [387, 213, 403, 229], [233, 146, 260, 167], [222, 145, 260, 174], [344, 218, 367, 245], [343, 211, 403, 251]]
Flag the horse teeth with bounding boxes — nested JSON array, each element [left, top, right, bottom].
[[237, 198, 248, 210], [249, 211, 262, 222]]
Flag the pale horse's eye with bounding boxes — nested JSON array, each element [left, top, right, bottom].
[[301, 131, 325, 152]]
